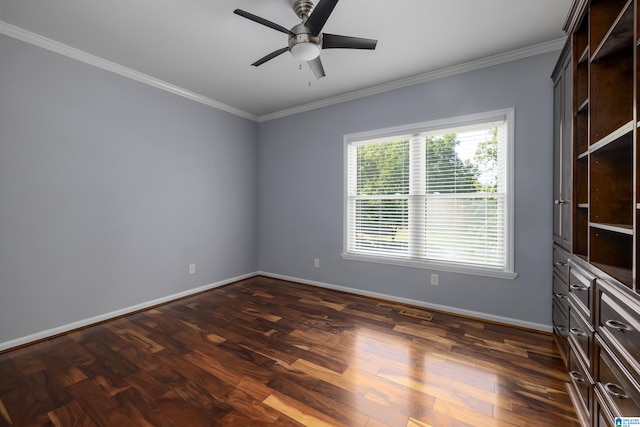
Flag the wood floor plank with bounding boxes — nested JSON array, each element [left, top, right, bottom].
[[66, 379, 118, 427], [0, 357, 22, 396], [267, 373, 370, 427], [0, 378, 51, 426], [8, 349, 46, 377], [0, 398, 13, 427], [48, 400, 97, 427], [224, 386, 280, 424], [407, 418, 434, 427], [376, 368, 496, 417], [107, 327, 165, 354], [0, 276, 579, 426], [432, 398, 514, 427], [263, 391, 346, 427], [311, 380, 412, 427]]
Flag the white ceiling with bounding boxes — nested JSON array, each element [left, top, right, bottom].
[[0, 0, 573, 120]]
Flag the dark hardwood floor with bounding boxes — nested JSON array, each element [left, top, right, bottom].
[[0, 276, 578, 426]]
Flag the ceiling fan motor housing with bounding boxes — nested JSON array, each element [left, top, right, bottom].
[[288, 23, 321, 61], [293, 0, 315, 20]]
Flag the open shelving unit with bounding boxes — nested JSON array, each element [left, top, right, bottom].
[[573, 12, 590, 261], [572, 0, 636, 291], [554, 3, 640, 425]]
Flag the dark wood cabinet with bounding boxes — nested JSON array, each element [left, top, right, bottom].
[[553, 1, 640, 425], [553, 42, 573, 251]]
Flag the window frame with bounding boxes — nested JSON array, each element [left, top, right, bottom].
[[342, 108, 517, 279]]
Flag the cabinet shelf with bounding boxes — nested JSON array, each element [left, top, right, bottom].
[[575, 156, 589, 206], [590, 59, 633, 141], [575, 63, 589, 111], [590, 222, 633, 235], [590, 0, 632, 52], [577, 99, 589, 113], [590, 121, 633, 153], [574, 12, 589, 58], [591, 262, 633, 288], [575, 107, 589, 155], [590, 227, 633, 285], [590, 142, 633, 226], [579, 46, 589, 65], [591, 0, 634, 62], [574, 207, 589, 257]]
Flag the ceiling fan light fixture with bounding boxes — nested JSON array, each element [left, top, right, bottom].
[[288, 23, 321, 61], [290, 41, 321, 61]]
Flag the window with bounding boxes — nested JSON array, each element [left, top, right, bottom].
[[343, 109, 516, 279]]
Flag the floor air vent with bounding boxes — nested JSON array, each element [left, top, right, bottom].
[[399, 309, 433, 321]]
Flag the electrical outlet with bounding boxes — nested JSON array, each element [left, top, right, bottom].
[[314, 258, 320, 268], [189, 264, 195, 274], [431, 273, 439, 286]]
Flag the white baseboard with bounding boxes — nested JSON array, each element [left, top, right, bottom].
[[259, 271, 552, 332], [0, 271, 259, 352]]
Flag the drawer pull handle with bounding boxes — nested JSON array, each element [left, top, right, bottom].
[[605, 319, 630, 332], [570, 283, 589, 292], [570, 327, 587, 337], [569, 371, 585, 382], [554, 292, 568, 300], [554, 323, 566, 332], [604, 383, 629, 400], [555, 261, 567, 267]]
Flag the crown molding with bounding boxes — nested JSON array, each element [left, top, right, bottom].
[[258, 37, 567, 122], [0, 21, 259, 122], [1, 19, 565, 125]]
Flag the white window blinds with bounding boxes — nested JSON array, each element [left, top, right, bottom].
[[345, 111, 513, 275]]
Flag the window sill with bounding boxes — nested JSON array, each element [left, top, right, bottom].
[[342, 252, 518, 280]]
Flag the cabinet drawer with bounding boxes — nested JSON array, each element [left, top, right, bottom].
[[568, 261, 595, 321], [568, 303, 594, 373], [596, 280, 640, 381], [553, 297, 569, 364], [553, 272, 570, 314], [568, 342, 593, 422], [553, 245, 570, 281], [594, 386, 615, 427], [553, 297, 569, 337], [595, 336, 640, 418]]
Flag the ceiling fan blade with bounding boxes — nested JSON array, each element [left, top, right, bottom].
[[305, 0, 339, 36], [308, 57, 326, 79], [322, 33, 378, 50], [233, 9, 295, 37], [252, 47, 289, 67]]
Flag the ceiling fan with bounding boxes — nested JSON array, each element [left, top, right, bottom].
[[233, 0, 378, 79]]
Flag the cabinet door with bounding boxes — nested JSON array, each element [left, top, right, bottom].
[[553, 47, 573, 251], [560, 54, 572, 249], [553, 68, 563, 243]]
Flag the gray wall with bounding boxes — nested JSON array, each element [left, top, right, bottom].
[[258, 51, 557, 328], [0, 34, 259, 345], [0, 29, 558, 346]]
